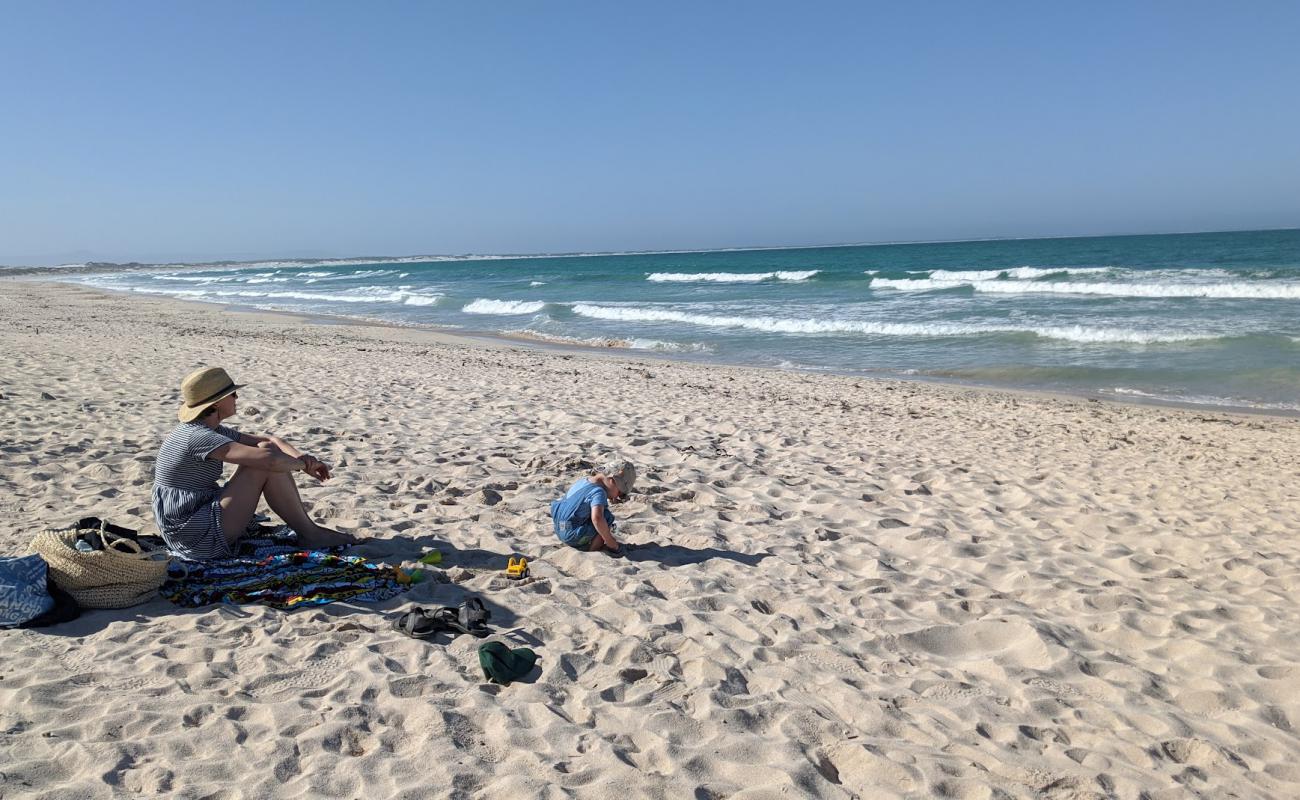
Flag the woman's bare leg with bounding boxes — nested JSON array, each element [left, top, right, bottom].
[[220, 443, 353, 547], [259, 471, 315, 533], [248, 441, 353, 546], [219, 464, 272, 544], [261, 471, 353, 546]]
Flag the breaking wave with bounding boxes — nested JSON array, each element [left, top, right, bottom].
[[647, 270, 820, 283], [504, 329, 711, 352], [568, 304, 1213, 343], [871, 277, 1300, 299], [927, 266, 1112, 280], [129, 286, 443, 305], [462, 299, 547, 315]]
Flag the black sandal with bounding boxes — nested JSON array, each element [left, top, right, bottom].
[[393, 598, 491, 639], [443, 597, 491, 637], [392, 607, 447, 639]]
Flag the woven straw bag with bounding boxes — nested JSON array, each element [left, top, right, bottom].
[[31, 522, 170, 609]]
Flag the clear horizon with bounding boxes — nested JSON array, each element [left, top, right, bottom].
[[3, 2, 1298, 266], [4, 225, 1292, 270]]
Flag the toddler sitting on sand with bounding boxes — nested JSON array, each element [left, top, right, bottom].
[[550, 460, 635, 554]]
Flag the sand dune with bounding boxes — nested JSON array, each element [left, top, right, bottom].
[[2, 280, 1299, 798]]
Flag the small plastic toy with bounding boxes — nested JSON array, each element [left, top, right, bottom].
[[505, 557, 530, 580], [394, 567, 427, 585], [419, 550, 443, 565]]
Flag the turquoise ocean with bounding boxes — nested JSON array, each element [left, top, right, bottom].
[[72, 229, 1300, 412]]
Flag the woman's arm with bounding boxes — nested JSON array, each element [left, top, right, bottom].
[[238, 433, 303, 459], [211, 442, 308, 474], [233, 434, 332, 481]]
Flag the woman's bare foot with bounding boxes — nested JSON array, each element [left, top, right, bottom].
[[297, 525, 361, 548]]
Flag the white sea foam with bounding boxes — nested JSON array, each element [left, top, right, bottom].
[[927, 266, 1111, 280], [529, 281, 546, 287], [130, 286, 441, 305], [150, 274, 240, 283], [132, 288, 211, 297], [970, 280, 1300, 299], [568, 303, 1213, 343], [774, 360, 837, 372], [920, 269, 1012, 282], [300, 268, 400, 283], [629, 338, 712, 352], [1102, 387, 1300, 412], [1026, 325, 1212, 343], [1110, 387, 1158, 397], [1141, 268, 1239, 280], [502, 328, 710, 352], [151, 268, 402, 285], [646, 270, 820, 283], [503, 329, 629, 348], [872, 276, 1300, 299], [870, 278, 966, 291], [462, 299, 547, 315], [402, 295, 443, 306]]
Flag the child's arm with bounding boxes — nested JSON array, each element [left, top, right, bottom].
[[590, 504, 619, 550]]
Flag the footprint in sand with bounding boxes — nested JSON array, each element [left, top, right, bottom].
[[898, 619, 1054, 669], [618, 667, 649, 684], [814, 741, 921, 795], [1156, 738, 1248, 772]]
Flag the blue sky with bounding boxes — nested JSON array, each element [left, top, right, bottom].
[[2, 1, 1298, 265]]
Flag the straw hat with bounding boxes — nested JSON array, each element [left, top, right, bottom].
[[177, 367, 245, 422]]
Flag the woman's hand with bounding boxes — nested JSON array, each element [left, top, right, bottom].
[[300, 455, 332, 482]]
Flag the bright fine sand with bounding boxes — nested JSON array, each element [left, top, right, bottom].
[[3, 280, 1300, 800]]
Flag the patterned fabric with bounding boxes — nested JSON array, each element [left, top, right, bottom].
[[153, 421, 242, 560], [0, 554, 55, 628], [161, 530, 410, 610]]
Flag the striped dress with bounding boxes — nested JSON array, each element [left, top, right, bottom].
[[152, 422, 242, 561]]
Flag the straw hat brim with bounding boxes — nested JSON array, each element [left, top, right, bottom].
[[177, 382, 246, 422]]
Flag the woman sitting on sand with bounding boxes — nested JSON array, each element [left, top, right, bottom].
[[152, 367, 358, 560]]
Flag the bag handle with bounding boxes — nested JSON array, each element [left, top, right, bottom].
[[93, 521, 152, 560], [76, 516, 139, 539]]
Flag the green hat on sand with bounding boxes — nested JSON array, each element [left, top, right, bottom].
[[478, 641, 539, 686]]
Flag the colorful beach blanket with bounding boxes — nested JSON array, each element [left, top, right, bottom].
[[162, 530, 411, 610]]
